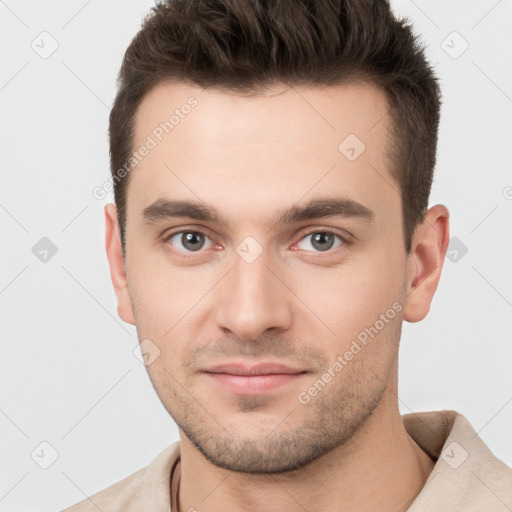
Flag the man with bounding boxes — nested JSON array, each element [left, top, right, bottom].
[[63, 0, 512, 510]]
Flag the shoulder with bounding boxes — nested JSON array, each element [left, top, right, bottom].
[[60, 442, 180, 512], [404, 409, 512, 511], [61, 466, 146, 512]]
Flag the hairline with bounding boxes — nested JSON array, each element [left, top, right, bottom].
[[118, 76, 408, 257]]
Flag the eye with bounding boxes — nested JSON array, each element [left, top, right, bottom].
[[165, 230, 214, 253], [295, 230, 345, 252]]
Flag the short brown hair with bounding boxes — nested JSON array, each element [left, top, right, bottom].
[[109, 0, 441, 255]]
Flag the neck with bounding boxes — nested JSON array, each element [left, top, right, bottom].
[[176, 388, 435, 512]]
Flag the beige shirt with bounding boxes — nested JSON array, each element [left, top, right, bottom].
[[61, 409, 512, 511]]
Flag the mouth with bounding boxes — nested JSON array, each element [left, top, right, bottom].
[[202, 361, 309, 395]]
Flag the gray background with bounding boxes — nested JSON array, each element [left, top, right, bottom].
[[0, 0, 511, 510]]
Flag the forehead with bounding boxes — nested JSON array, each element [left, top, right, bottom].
[[133, 80, 391, 150], [127, 80, 398, 231]]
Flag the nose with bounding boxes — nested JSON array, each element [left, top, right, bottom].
[[214, 247, 293, 341]]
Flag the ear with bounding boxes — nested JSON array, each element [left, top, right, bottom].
[[104, 203, 135, 325], [403, 204, 450, 323]]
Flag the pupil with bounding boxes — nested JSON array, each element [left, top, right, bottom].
[[183, 232, 204, 251], [313, 232, 334, 251]]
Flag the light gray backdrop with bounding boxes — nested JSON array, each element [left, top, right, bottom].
[[0, 1, 511, 510]]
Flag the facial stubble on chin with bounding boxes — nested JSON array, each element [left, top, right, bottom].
[[133, 288, 404, 475], [156, 353, 394, 475]]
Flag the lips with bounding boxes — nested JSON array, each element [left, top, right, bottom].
[[204, 362, 305, 376], [202, 361, 308, 395]]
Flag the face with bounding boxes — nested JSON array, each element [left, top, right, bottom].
[[108, 81, 424, 473]]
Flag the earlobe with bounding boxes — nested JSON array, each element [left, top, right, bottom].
[[403, 205, 450, 323], [104, 203, 136, 325]]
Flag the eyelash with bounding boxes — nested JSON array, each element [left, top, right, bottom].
[[163, 228, 349, 257]]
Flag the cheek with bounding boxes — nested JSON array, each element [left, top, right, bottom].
[[126, 253, 212, 375], [287, 245, 406, 341], [126, 246, 212, 330]]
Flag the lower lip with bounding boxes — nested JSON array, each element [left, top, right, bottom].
[[205, 372, 305, 395]]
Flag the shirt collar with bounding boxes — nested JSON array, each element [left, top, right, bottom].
[[140, 410, 511, 512]]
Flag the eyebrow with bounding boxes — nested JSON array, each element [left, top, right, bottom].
[[142, 197, 374, 229]]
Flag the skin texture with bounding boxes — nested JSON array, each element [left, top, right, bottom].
[[105, 81, 450, 512]]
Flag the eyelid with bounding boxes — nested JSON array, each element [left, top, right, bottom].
[[163, 227, 217, 254], [291, 228, 349, 253], [296, 226, 350, 241], [163, 226, 351, 257]]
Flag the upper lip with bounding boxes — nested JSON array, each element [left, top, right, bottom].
[[203, 362, 306, 376]]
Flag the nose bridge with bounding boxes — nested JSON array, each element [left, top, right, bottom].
[[232, 247, 272, 300], [215, 243, 292, 340]]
